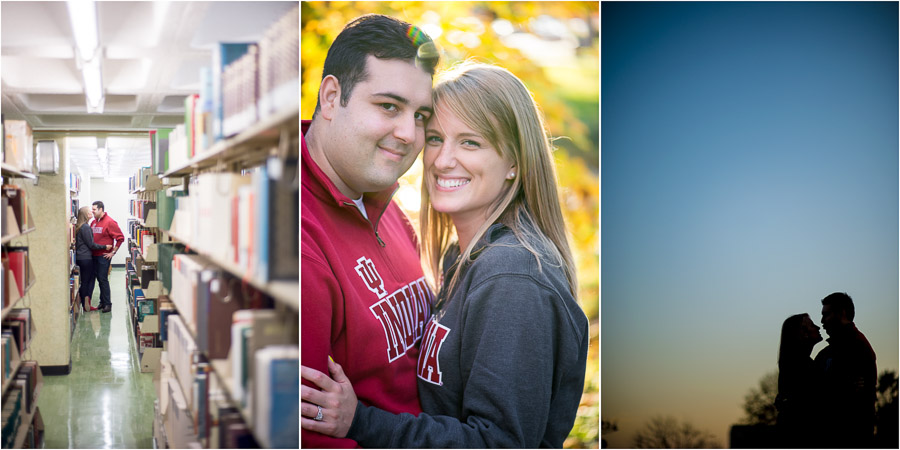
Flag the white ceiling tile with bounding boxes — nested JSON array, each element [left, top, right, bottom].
[[65, 136, 98, 149], [18, 94, 86, 112], [105, 59, 153, 92], [1, 57, 81, 92]]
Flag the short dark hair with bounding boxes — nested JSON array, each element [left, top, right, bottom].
[[313, 14, 439, 116], [92, 201, 105, 211], [822, 292, 855, 321]]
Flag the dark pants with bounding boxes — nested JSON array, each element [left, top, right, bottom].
[[76, 259, 96, 305], [93, 255, 112, 308]]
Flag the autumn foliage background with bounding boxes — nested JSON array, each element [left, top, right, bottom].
[[301, 1, 599, 447]]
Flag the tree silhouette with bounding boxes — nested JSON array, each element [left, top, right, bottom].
[[874, 370, 898, 448], [601, 419, 618, 448], [632, 416, 721, 449], [740, 371, 778, 426]]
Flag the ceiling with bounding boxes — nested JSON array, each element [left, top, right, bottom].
[[1, 1, 296, 179]]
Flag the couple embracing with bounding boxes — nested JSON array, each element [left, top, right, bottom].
[[776, 292, 877, 448], [301, 13, 589, 449]]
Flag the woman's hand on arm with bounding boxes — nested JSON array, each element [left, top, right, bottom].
[[300, 357, 358, 438]]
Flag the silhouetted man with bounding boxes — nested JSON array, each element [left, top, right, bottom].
[[814, 292, 876, 447]]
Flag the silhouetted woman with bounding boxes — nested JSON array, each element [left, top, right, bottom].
[[775, 313, 824, 448]]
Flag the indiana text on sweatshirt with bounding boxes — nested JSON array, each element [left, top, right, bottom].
[[90, 213, 124, 257]]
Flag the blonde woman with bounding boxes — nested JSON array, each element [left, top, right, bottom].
[[301, 62, 589, 448], [74, 206, 110, 311]]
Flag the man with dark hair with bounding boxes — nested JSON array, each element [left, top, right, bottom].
[[815, 292, 877, 447], [90, 201, 124, 313], [301, 14, 438, 448]]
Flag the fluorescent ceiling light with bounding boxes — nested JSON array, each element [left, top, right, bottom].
[[67, 1, 99, 61], [67, 0, 104, 113], [82, 58, 104, 112]]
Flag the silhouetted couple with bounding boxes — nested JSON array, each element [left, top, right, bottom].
[[776, 292, 877, 448]]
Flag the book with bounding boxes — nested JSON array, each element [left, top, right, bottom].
[[149, 130, 158, 174], [184, 94, 199, 158], [257, 5, 299, 119], [171, 253, 213, 331], [156, 190, 177, 231], [3, 184, 28, 231], [253, 345, 298, 448], [265, 153, 299, 281], [168, 315, 198, 412], [222, 45, 259, 137], [196, 273, 241, 359], [6, 247, 28, 297], [211, 43, 254, 141], [156, 243, 186, 292], [3, 120, 33, 172], [154, 128, 173, 174], [158, 299, 177, 343], [253, 164, 269, 281], [230, 310, 254, 406]]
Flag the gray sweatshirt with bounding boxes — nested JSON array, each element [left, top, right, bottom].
[[75, 223, 106, 260], [347, 223, 590, 448]]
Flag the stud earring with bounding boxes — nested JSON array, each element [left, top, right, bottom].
[[507, 171, 516, 179]]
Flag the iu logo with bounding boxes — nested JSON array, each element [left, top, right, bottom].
[[417, 317, 450, 385], [354, 256, 387, 299]]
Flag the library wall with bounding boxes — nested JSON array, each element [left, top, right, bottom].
[[17, 139, 70, 367], [90, 179, 130, 265]]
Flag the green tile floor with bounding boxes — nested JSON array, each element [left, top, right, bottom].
[[36, 268, 156, 449]]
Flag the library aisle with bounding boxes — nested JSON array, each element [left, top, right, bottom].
[[2, 2, 299, 448], [37, 268, 156, 449]]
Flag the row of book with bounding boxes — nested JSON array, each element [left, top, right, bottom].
[[68, 172, 81, 193], [69, 198, 80, 223], [2, 184, 30, 236], [163, 306, 297, 448], [223, 4, 299, 137], [150, 129, 173, 176], [128, 167, 159, 192], [69, 271, 81, 340], [2, 247, 31, 305], [1, 330, 20, 385], [166, 6, 298, 172], [256, 4, 299, 121], [129, 199, 157, 224], [3, 119, 33, 173], [128, 219, 157, 261], [169, 155, 298, 284], [2, 309, 32, 356], [0, 361, 39, 448]]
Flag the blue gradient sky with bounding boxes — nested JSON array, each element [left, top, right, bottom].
[[601, 2, 898, 447]]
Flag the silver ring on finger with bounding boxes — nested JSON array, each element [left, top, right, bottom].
[[315, 405, 324, 421]]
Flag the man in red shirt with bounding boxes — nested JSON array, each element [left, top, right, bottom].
[[90, 201, 124, 313], [300, 14, 438, 448]]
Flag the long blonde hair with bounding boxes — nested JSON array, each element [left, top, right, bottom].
[[420, 61, 577, 300], [74, 206, 93, 231]]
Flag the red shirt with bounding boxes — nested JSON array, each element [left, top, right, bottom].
[[90, 213, 125, 256], [301, 120, 432, 448]]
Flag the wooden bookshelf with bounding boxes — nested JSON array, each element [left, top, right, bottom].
[[9, 365, 44, 449], [1, 226, 35, 245], [0, 343, 22, 396], [0, 163, 36, 180], [11, 406, 42, 449], [162, 105, 298, 178], [164, 229, 298, 310]]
